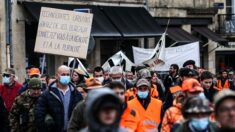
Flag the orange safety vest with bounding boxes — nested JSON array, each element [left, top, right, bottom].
[[125, 85, 159, 102], [120, 105, 141, 132], [128, 97, 162, 132], [216, 80, 230, 91], [161, 99, 183, 132]]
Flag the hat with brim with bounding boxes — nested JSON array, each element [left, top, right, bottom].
[[29, 68, 40, 76], [214, 89, 235, 112]]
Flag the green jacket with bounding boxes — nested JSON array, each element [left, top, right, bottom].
[[9, 90, 38, 132]]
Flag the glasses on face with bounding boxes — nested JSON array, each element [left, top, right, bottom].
[[2, 74, 10, 78], [219, 105, 235, 114]]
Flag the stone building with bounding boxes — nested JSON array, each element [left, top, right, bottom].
[[0, 0, 233, 82]]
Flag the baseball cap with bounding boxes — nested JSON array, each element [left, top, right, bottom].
[[182, 78, 203, 93], [214, 89, 235, 112], [29, 68, 40, 76], [85, 77, 103, 90], [28, 78, 42, 89], [136, 78, 150, 88]]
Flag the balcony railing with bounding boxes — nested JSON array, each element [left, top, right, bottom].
[[218, 14, 235, 35]]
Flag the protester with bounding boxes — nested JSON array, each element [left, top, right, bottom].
[[125, 71, 135, 85], [161, 86, 184, 132], [35, 65, 83, 132], [216, 70, 232, 90], [40, 74, 50, 87], [76, 84, 88, 100], [125, 68, 159, 101], [71, 68, 86, 86], [9, 78, 42, 132], [214, 89, 235, 131], [150, 71, 165, 101], [173, 96, 217, 132], [164, 64, 180, 93], [128, 78, 162, 131], [200, 71, 218, 102], [183, 60, 196, 70], [67, 79, 104, 132], [0, 95, 9, 132], [163, 68, 194, 112], [80, 88, 127, 132], [108, 82, 141, 131], [93, 66, 109, 85], [109, 66, 133, 89], [0, 68, 22, 112], [19, 67, 46, 94]]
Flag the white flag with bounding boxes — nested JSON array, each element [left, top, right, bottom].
[[68, 57, 89, 76], [102, 51, 135, 72], [143, 32, 166, 67]]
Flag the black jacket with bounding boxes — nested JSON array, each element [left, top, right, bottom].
[[35, 82, 83, 132], [0, 95, 9, 132]]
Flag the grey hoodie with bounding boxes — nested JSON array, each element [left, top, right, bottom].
[[80, 88, 128, 132]]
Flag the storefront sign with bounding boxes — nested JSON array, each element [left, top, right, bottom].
[[34, 7, 93, 59], [133, 42, 200, 71]]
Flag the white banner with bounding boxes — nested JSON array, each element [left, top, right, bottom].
[[133, 42, 200, 71]]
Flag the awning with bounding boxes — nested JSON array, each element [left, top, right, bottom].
[[99, 6, 164, 37], [167, 27, 201, 43], [22, 2, 164, 38], [22, 2, 122, 38], [192, 27, 227, 43]]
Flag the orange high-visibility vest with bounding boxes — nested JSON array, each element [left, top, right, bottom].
[[217, 80, 230, 91], [128, 97, 162, 132], [120, 105, 141, 132]]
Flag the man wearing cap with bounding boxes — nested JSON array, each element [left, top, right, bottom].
[[214, 89, 235, 131], [9, 78, 42, 132], [19, 67, 47, 94], [128, 78, 162, 132], [181, 78, 204, 98], [174, 96, 218, 132], [125, 69, 159, 101], [164, 64, 180, 94], [0, 68, 22, 112], [35, 65, 83, 132]]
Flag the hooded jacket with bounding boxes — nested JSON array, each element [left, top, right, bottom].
[[35, 82, 83, 132], [80, 88, 128, 132]]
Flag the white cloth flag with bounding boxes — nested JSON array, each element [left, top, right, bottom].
[[68, 57, 89, 76], [133, 42, 200, 71], [143, 33, 166, 67], [102, 51, 135, 72]]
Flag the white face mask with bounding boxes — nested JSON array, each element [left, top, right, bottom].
[[96, 77, 104, 83]]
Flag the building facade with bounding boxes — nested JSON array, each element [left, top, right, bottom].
[[1, 0, 231, 82]]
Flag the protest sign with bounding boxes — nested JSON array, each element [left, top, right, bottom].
[[34, 7, 93, 59], [133, 42, 200, 71]]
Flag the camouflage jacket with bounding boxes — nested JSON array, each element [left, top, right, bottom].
[[9, 90, 38, 132]]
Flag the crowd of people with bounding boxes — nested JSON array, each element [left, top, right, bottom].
[[0, 59, 235, 132]]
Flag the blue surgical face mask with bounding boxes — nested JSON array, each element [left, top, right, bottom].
[[3, 77, 11, 84], [137, 91, 149, 99], [59, 76, 71, 85], [190, 117, 209, 131]]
